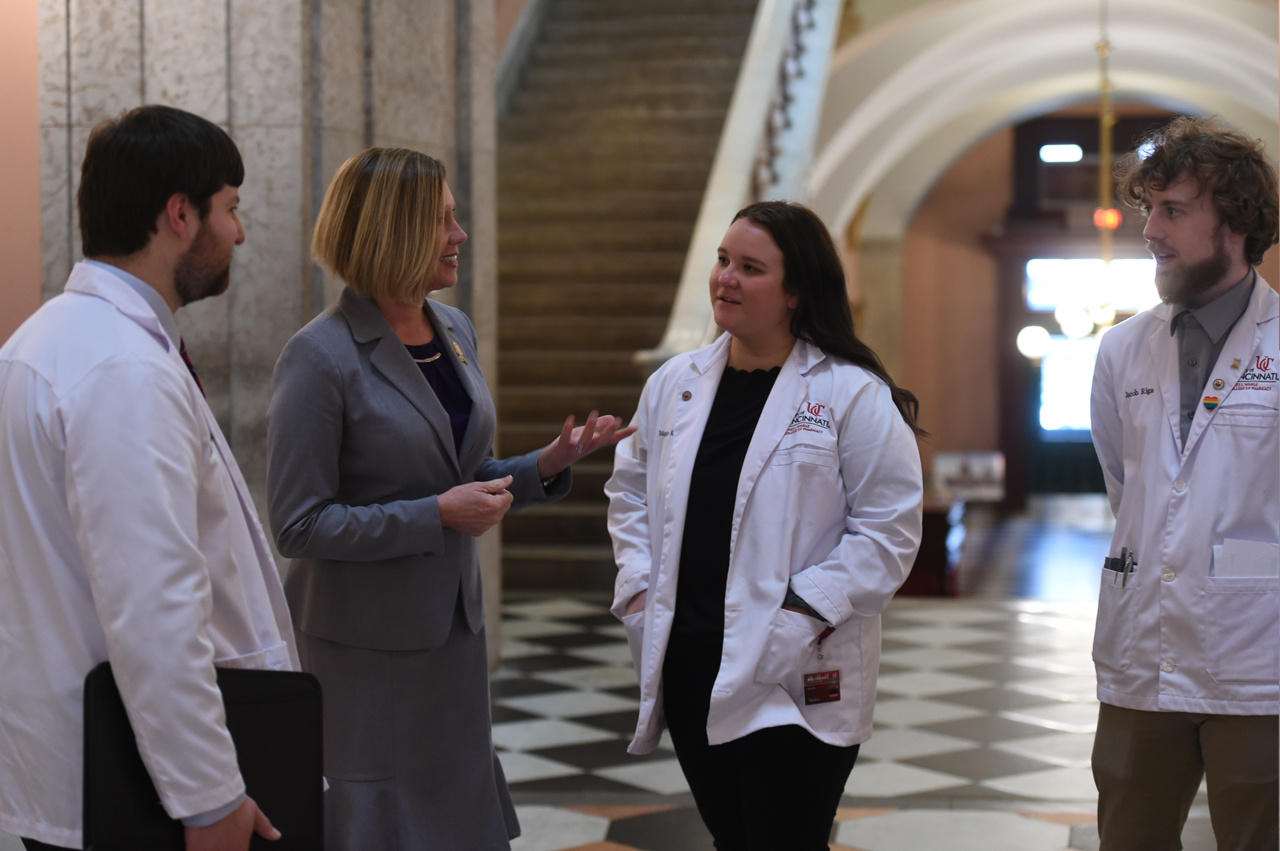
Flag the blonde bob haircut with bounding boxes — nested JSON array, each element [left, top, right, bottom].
[[312, 147, 446, 302]]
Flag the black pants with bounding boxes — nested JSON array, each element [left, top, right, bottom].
[[663, 631, 859, 851], [22, 840, 75, 851]]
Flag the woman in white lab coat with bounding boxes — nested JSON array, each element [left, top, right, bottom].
[[606, 201, 925, 850]]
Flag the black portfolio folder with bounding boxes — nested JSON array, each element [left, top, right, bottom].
[[83, 662, 323, 850]]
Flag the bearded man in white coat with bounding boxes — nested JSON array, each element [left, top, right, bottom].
[[0, 105, 299, 851], [1089, 116, 1279, 850]]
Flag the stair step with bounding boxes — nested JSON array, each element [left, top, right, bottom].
[[522, 59, 741, 89], [498, 222, 694, 254], [542, 12, 754, 40], [497, 0, 749, 589], [561, 462, 615, 501], [534, 35, 748, 61], [504, 502, 610, 547], [500, 144, 714, 171], [499, 190, 703, 220], [500, 251, 684, 283], [499, 315, 666, 350], [502, 545, 618, 591], [553, 0, 759, 19], [500, 282, 676, 315], [499, 351, 647, 386], [499, 162, 713, 193], [499, 129, 721, 152], [499, 385, 641, 422], [501, 112, 727, 139], [509, 86, 735, 115]]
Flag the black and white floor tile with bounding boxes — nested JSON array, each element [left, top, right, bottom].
[[0, 498, 1222, 851], [496, 595, 1215, 851]]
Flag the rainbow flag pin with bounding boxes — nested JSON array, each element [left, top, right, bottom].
[[1203, 396, 1220, 411]]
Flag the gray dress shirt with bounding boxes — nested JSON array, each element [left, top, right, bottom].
[[1171, 269, 1256, 445]]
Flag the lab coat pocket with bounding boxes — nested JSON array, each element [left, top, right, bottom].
[[1204, 576, 1280, 684], [770, 445, 837, 467], [1213, 407, 1278, 427], [754, 608, 827, 687], [1092, 568, 1138, 672], [622, 610, 645, 675]]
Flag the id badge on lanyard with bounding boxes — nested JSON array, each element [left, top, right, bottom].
[[803, 625, 840, 705]]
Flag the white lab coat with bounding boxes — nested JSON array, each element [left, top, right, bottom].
[[606, 334, 922, 754], [0, 263, 299, 847], [1090, 275, 1279, 714]]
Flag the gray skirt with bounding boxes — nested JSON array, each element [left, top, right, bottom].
[[296, 597, 518, 851]]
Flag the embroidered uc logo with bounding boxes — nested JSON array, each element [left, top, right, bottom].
[[806, 403, 826, 416], [1257, 356, 1275, 371]]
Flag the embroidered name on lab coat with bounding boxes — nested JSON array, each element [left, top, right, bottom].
[[1234, 355, 1278, 392], [787, 402, 833, 436]]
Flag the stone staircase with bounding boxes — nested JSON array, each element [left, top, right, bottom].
[[497, 0, 758, 590]]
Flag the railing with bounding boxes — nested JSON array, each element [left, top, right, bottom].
[[496, 0, 549, 117], [635, 0, 843, 372]]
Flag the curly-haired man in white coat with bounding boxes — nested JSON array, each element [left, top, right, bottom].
[[1089, 116, 1279, 851]]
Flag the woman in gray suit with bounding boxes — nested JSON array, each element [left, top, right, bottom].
[[266, 147, 634, 850]]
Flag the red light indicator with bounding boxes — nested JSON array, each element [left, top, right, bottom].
[[1094, 208, 1123, 230]]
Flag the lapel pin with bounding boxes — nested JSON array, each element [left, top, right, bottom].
[[1212, 378, 1224, 390], [1203, 396, 1220, 411], [452, 340, 468, 364], [681, 391, 692, 401], [1231, 358, 1241, 369]]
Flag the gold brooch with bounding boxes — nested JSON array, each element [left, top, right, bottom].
[[453, 340, 468, 364]]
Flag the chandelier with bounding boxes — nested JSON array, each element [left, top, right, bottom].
[[1017, 0, 1124, 361]]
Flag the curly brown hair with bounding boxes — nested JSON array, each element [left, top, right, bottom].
[[1116, 116, 1278, 267]]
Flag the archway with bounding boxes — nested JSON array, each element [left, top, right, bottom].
[[811, 0, 1277, 239]]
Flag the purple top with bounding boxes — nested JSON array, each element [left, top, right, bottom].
[[405, 339, 472, 454]]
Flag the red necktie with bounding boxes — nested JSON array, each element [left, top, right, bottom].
[[179, 338, 206, 397]]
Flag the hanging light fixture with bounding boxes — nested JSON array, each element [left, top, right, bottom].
[[1081, 0, 1122, 343], [1095, 0, 1122, 258], [1019, 1, 1129, 364]]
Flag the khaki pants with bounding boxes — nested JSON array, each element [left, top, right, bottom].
[[1093, 703, 1278, 851]]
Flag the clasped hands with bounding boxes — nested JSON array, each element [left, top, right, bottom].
[[439, 411, 636, 537]]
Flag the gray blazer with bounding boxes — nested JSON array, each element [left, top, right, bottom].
[[267, 287, 568, 651]]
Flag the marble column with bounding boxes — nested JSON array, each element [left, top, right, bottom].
[[857, 237, 905, 379], [38, 0, 501, 665]]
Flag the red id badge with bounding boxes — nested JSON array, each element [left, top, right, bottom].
[[803, 670, 841, 705]]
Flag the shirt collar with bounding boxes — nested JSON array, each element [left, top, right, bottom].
[[1169, 268, 1256, 343], [84, 259, 183, 349]]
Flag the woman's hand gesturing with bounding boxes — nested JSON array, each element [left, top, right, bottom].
[[439, 476, 514, 536], [538, 410, 638, 481]]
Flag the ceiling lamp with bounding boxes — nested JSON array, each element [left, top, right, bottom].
[[1095, 0, 1122, 259], [1016, 326, 1052, 360]]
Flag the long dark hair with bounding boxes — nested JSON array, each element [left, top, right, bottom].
[[732, 201, 925, 436]]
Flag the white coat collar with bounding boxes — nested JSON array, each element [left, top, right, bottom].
[[1152, 273, 1278, 461], [1251, 273, 1279, 322], [685, 333, 826, 377], [63, 261, 172, 350]]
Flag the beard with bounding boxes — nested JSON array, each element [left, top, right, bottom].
[[1152, 233, 1231, 306], [173, 220, 232, 306]]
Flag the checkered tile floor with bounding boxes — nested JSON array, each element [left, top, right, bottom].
[[496, 596, 1215, 851], [0, 593, 1216, 851]]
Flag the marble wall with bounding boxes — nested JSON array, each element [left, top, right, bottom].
[[38, 0, 502, 659]]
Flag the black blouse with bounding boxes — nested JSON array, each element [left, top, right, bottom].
[[405, 339, 472, 454], [671, 365, 780, 637]]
